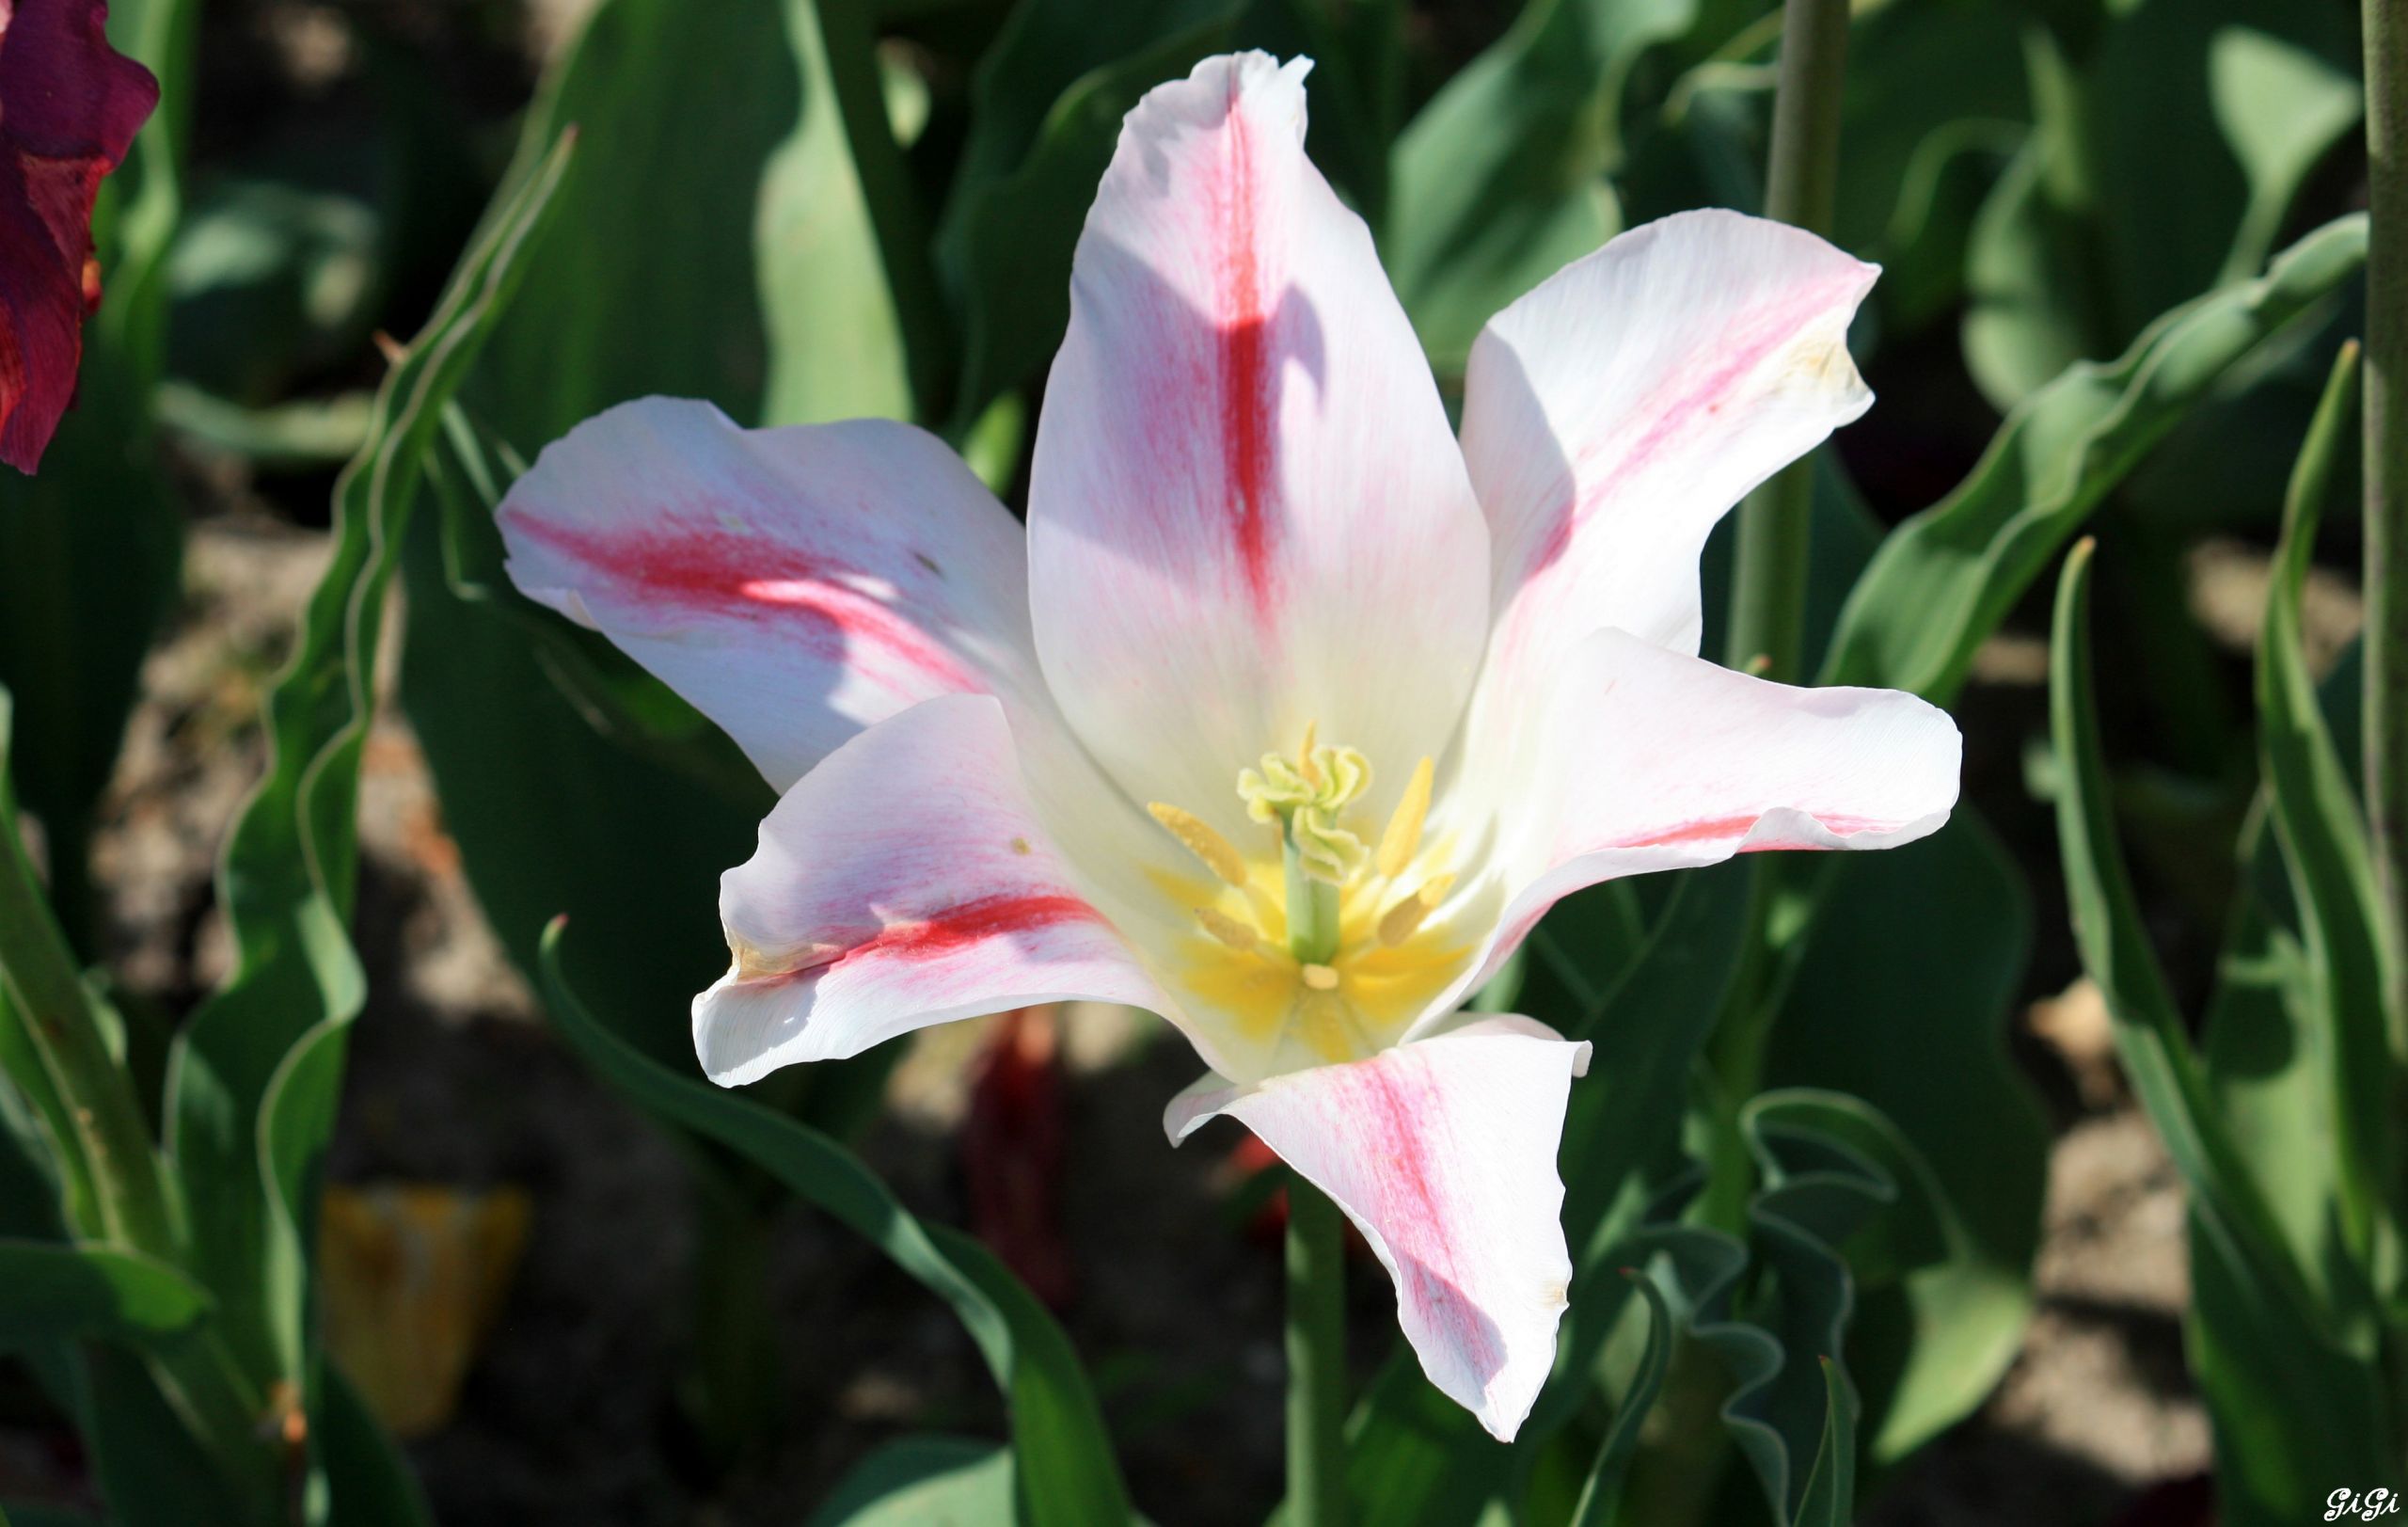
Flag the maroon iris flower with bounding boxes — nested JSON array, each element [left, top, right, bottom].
[[0, 0, 158, 473]]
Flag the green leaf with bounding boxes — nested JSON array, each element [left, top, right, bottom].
[[472, 0, 906, 442], [1764, 817, 2045, 1460], [2208, 26, 2362, 283], [79, 1346, 246, 1527], [1790, 1360, 1854, 1527], [937, 3, 1244, 427], [0, 1240, 210, 1348], [1825, 211, 2368, 707], [162, 129, 574, 1399], [1961, 0, 2355, 410], [1566, 1271, 1673, 1527], [2255, 343, 2400, 1268], [806, 1436, 1016, 1525], [2049, 538, 2309, 1308], [536, 921, 1130, 1527], [1830, 1, 2028, 332], [1385, 0, 1703, 375], [2049, 538, 2395, 1523], [318, 1361, 437, 1527]]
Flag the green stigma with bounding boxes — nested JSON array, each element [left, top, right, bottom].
[[1238, 731, 1370, 964]]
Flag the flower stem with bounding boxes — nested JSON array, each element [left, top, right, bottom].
[[2364, 0, 2408, 1054], [1723, 0, 1850, 683], [1285, 1177, 1348, 1527]]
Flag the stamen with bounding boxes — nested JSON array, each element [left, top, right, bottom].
[[1376, 756, 1434, 879], [1300, 962, 1340, 990], [1195, 905, 1261, 951], [1376, 873, 1457, 946], [1149, 802, 1247, 886]]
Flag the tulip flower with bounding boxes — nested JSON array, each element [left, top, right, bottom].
[[0, 0, 158, 473], [497, 52, 1958, 1440]]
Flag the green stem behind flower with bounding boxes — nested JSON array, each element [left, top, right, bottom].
[[1709, 0, 1854, 1234], [1285, 1178, 1348, 1527], [1723, 0, 1849, 683], [2363, 0, 2408, 1059]]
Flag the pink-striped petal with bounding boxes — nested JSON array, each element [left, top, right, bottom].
[[498, 397, 1046, 793], [1028, 52, 1489, 842], [1435, 628, 1957, 1008], [1459, 211, 1876, 742], [1166, 1014, 1591, 1440], [695, 693, 1175, 1088]]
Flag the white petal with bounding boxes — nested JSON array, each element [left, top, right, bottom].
[[694, 694, 1177, 1087], [1459, 210, 1877, 749], [1165, 1015, 1592, 1440], [1434, 628, 1958, 1012], [499, 397, 1046, 792], [1028, 52, 1489, 842]]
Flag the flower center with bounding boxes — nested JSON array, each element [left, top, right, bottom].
[[1144, 727, 1466, 1063]]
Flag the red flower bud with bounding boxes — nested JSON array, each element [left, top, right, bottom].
[[0, 0, 159, 473]]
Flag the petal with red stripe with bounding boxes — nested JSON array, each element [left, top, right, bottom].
[[1459, 210, 1877, 737], [695, 693, 1179, 1088], [499, 398, 1046, 793], [1028, 52, 1489, 845], [1166, 1015, 1592, 1440], [1427, 628, 1957, 1014]]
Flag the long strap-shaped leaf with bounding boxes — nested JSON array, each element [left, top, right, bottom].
[[1826, 213, 2368, 706], [155, 127, 575, 1456], [2049, 539, 2331, 1328], [534, 922, 1132, 1527], [2257, 342, 2405, 1282]]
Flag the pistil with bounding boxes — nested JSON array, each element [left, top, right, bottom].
[[1281, 811, 1345, 964]]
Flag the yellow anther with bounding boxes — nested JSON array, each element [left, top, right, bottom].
[[1195, 905, 1262, 951], [1149, 802, 1247, 886], [1301, 962, 1340, 990], [1376, 873, 1457, 947], [1299, 721, 1320, 785], [1376, 756, 1434, 879]]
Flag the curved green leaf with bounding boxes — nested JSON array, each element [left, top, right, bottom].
[[1385, 0, 1702, 375], [2051, 538, 2395, 1522], [1791, 1359, 1854, 1527], [1826, 211, 2368, 707], [806, 1436, 1015, 1526], [161, 125, 574, 1399], [472, 0, 905, 440], [938, 4, 1243, 428], [0, 1240, 210, 1349], [535, 921, 1130, 1527], [1566, 1271, 1673, 1527], [2255, 343, 2400, 1267], [1764, 816, 2043, 1461]]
